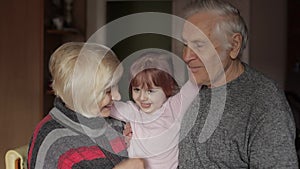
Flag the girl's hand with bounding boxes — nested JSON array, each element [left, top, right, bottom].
[[123, 122, 133, 147]]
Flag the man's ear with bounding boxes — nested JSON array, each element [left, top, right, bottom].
[[229, 33, 242, 59]]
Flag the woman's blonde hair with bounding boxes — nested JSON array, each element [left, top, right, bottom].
[[49, 42, 122, 117]]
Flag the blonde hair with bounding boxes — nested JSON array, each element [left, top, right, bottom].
[[49, 42, 122, 117]]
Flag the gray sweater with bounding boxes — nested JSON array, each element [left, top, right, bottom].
[[179, 64, 298, 168]]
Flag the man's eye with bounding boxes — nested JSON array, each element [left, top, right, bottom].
[[194, 41, 206, 48], [195, 43, 204, 48], [106, 90, 111, 94]]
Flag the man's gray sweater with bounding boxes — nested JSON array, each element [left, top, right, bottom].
[[179, 64, 298, 168]]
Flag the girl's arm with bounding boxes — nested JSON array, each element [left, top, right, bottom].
[[169, 72, 201, 118], [110, 101, 136, 122]]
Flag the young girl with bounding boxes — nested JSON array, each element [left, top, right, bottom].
[[110, 51, 200, 169]]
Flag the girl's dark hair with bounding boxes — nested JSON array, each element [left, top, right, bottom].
[[130, 68, 179, 98]]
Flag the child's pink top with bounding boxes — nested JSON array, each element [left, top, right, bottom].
[[111, 81, 200, 169]]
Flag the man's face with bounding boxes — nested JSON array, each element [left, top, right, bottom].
[[182, 11, 230, 87]]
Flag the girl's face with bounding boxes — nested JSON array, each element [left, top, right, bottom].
[[131, 84, 167, 114], [98, 85, 121, 117]]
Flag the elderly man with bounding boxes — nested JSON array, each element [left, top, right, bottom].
[[179, 0, 298, 168]]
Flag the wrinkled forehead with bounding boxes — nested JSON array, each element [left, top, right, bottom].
[[182, 21, 208, 42], [182, 14, 221, 57], [182, 12, 219, 42]]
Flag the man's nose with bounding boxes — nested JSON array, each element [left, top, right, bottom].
[[183, 46, 197, 62]]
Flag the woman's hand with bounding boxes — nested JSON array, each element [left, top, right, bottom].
[[113, 158, 145, 169]]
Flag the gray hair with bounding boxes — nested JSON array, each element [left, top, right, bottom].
[[184, 0, 248, 55]]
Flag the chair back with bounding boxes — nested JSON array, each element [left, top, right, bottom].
[[5, 145, 28, 169]]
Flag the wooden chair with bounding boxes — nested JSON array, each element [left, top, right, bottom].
[[5, 145, 28, 169]]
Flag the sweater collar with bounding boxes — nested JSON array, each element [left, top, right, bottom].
[[51, 97, 108, 137], [201, 62, 250, 91]]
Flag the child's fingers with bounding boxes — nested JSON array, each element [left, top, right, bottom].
[[123, 122, 133, 147]]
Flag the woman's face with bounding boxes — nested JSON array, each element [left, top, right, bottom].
[[98, 85, 121, 117]]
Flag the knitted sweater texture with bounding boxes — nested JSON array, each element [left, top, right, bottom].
[[179, 64, 298, 168], [27, 98, 127, 169]]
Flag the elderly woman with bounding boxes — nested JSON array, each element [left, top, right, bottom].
[[27, 42, 144, 169]]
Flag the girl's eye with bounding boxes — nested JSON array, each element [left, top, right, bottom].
[[147, 89, 154, 94], [133, 88, 140, 92]]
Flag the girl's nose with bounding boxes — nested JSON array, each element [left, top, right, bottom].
[[139, 90, 148, 101]]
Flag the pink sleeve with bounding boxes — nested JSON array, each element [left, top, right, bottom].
[[169, 80, 200, 119], [110, 101, 135, 122]]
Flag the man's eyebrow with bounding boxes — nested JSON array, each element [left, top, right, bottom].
[[191, 40, 207, 44], [181, 35, 208, 43]]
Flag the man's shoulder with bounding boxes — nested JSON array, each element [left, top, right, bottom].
[[244, 65, 289, 111], [244, 64, 280, 93]]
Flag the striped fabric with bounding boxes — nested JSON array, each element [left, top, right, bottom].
[[27, 98, 128, 169]]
